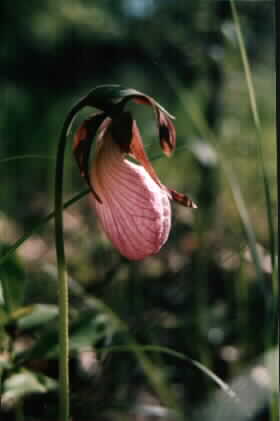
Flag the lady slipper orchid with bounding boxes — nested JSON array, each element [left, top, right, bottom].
[[72, 86, 197, 260]]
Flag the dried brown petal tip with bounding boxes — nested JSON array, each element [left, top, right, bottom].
[[169, 189, 198, 208], [157, 110, 176, 157], [129, 120, 162, 186], [130, 94, 176, 156]]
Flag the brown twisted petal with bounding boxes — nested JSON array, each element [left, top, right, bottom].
[[131, 95, 176, 156], [155, 107, 176, 157], [73, 125, 88, 176], [128, 119, 196, 208], [129, 120, 163, 188], [168, 189, 198, 208]]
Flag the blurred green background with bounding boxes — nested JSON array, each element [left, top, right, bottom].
[[0, 1, 277, 421]]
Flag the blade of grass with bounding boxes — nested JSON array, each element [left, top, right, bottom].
[[98, 345, 241, 404], [230, 5, 277, 419], [185, 96, 264, 285], [0, 155, 54, 165], [230, 0, 275, 270]]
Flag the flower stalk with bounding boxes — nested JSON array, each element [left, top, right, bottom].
[[54, 102, 85, 421]]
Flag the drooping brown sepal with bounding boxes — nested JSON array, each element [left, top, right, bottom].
[[156, 108, 176, 156], [129, 120, 162, 187], [110, 112, 133, 154], [73, 112, 106, 203], [131, 94, 176, 156]]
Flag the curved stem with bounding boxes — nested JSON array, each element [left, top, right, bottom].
[[54, 101, 86, 421]]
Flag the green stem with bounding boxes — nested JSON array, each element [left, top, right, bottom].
[[54, 101, 86, 421], [55, 120, 70, 421]]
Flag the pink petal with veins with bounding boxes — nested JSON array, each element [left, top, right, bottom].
[[90, 131, 171, 260]]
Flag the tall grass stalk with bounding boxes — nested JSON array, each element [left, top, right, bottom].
[[230, 2, 277, 418], [230, 0, 276, 270], [182, 94, 264, 284]]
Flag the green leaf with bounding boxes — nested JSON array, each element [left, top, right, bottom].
[[18, 304, 58, 330], [14, 324, 59, 365], [15, 310, 111, 364], [0, 305, 40, 329], [69, 311, 111, 350], [1, 369, 57, 409], [0, 245, 26, 313]]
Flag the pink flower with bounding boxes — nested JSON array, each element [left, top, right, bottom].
[[73, 88, 197, 260]]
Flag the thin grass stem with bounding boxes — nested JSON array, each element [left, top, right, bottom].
[[0, 154, 54, 164], [230, 0, 275, 269]]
